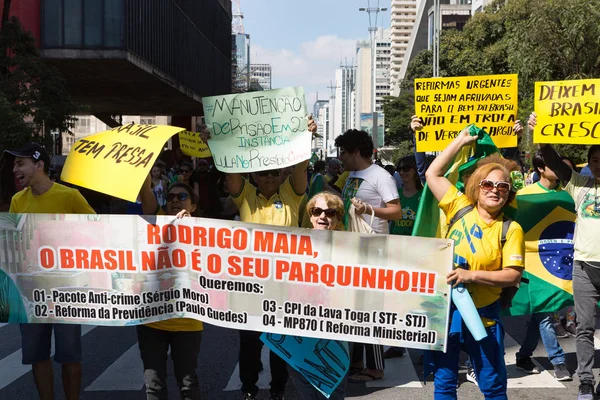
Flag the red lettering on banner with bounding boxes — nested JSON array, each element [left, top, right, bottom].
[[59, 248, 75, 269], [253, 230, 314, 256], [38, 247, 56, 270], [227, 255, 270, 278], [147, 225, 160, 244]]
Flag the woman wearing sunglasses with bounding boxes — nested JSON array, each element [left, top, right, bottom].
[[288, 191, 349, 400], [425, 128, 525, 400], [138, 177, 203, 400]]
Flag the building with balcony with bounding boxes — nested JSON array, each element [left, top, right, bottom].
[[249, 64, 272, 91], [390, 0, 420, 95]]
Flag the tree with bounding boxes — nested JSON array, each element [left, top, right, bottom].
[[0, 15, 81, 151], [386, 0, 600, 164]]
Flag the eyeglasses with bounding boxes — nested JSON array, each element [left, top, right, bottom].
[[167, 192, 190, 202], [179, 169, 191, 174], [257, 170, 281, 177], [398, 165, 413, 172], [479, 179, 511, 194], [310, 207, 338, 218]]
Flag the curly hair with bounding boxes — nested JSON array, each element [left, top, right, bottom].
[[334, 129, 374, 158], [306, 192, 345, 231]]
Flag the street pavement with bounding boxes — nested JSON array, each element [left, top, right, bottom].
[[0, 314, 597, 400]]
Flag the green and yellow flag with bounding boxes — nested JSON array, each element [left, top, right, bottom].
[[412, 125, 575, 316], [503, 185, 575, 315]]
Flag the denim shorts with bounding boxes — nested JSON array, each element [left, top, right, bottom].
[[20, 323, 82, 364]]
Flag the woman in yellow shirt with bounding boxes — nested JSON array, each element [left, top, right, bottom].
[[425, 128, 525, 400], [139, 178, 203, 400]]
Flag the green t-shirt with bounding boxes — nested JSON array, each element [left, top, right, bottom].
[[390, 188, 422, 236]]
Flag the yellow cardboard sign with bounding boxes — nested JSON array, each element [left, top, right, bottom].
[[179, 130, 212, 158], [414, 74, 518, 152], [534, 78, 600, 145], [61, 123, 184, 202]]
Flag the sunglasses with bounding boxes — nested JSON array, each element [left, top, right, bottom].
[[179, 169, 191, 174], [398, 165, 414, 172], [167, 192, 190, 202], [257, 170, 281, 177], [310, 207, 338, 218], [479, 179, 511, 194]]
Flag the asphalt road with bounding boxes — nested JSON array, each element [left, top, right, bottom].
[[0, 314, 597, 400]]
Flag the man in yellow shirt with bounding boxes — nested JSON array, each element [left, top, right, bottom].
[[226, 118, 316, 400], [5, 142, 94, 400]]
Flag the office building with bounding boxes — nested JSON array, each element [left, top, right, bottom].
[[249, 64, 272, 90], [390, 0, 420, 94]]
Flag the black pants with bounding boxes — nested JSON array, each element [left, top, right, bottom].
[[137, 325, 202, 400], [351, 343, 385, 370], [239, 330, 288, 395]]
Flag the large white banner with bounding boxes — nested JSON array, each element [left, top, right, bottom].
[[0, 213, 453, 351]]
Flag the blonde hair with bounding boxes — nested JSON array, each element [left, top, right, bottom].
[[464, 161, 515, 206], [306, 192, 345, 231]]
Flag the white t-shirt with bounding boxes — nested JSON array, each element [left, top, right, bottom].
[[342, 164, 399, 234], [565, 171, 600, 261]]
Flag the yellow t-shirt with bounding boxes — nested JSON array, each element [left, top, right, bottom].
[[146, 208, 203, 332], [565, 171, 600, 262], [440, 186, 525, 315], [232, 177, 304, 227], [9, 183, 95, 214]]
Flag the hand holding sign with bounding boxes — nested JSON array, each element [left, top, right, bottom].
[[202, 87, 312, 173], [534, 79, 600, 145], [61, 123, 184, 202]]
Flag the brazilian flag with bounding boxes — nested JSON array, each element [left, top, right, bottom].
[[503, 187, 575, 315], [412, 125, 575, 316]]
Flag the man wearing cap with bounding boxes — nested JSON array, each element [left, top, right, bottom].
[[5, 142, 94, 400]]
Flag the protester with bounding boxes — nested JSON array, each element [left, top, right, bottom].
[[5, 142, 95, 400], [287, 192, 348, 400], [192, 159, 221, 218], [425, 128, 525, 399], [174, 161, 200, 199], [384, 154, 423, 359], [334, 129, 401, 382], [325, 159, 342, 187], [224, 117, 317, 400], [151, 163, 169, 207], [532, 111, 600, 400], [139, 177, 203, 400], [512, 154, 572, 381]]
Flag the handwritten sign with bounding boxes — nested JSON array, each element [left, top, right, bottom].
[[1, 213, 453, 352], [202, 87, 312, 173], [179, 130, 212, 158], [61, 123, 184, 202], [414, 74, 518, 152], [534, 79, 600, 145]]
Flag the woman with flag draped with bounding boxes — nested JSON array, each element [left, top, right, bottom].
[[425, 127, 525, 400]]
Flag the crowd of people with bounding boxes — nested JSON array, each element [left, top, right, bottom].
[[1, 111, 599, 400]]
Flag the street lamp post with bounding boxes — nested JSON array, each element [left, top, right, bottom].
[[359, 2, 387, 150]]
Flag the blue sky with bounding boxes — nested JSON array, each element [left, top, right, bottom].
[[242, 0, 391, 110]]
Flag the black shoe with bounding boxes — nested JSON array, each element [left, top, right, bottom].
[[243, 393, 256, 400], [270, 393, 284, 400], [465, 366, 478, 386], [516, 356, 540, 374], [578, 380, 594, 400], [383, 347, 405, 359]]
